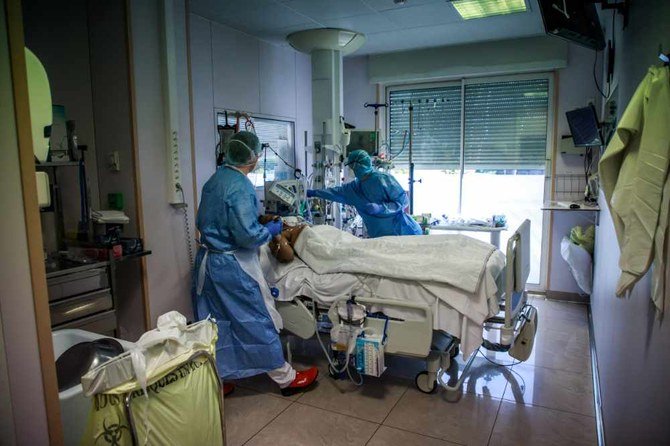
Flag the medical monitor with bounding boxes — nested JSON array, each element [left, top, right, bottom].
[[538, 0, 606, 51], [566, 105, 602, 148], [346, 130, 379, 156]]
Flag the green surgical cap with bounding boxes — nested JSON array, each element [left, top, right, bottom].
[[224, 131, 262, 166]]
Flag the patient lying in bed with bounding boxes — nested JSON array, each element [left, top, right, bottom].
[[259, 222, 506, 358]]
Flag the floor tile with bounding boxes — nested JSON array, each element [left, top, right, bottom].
[[298, 364, 409, 423], [438, 356, 511, 399], [223, 388, 291, 446], [503, 364, 594, 416], [245, 402, 378, 446], [489, 401, 597, 446], [366, 426, 460, 446], [384, 390, 501, 445], [523, 324, 591, 373], [532, 298, 589, 325]]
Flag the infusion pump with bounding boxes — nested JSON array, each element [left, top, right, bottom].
[[264, 180, 304, 215]]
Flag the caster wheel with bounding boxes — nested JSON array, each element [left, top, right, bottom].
[[450, 346, 460, 359], [415, 371, 438, 394]]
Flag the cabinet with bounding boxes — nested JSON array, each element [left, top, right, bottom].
[[46, 251, 150, 336]]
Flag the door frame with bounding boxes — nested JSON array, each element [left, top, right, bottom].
[[4, 0, 62, 443]]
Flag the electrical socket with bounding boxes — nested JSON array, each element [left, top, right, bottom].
[[109, 151, 121, 171]]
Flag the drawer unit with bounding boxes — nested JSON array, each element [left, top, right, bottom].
[[47, 267, 109, 302], [54, 309, 118, 337], [50, 289, 113, 326]]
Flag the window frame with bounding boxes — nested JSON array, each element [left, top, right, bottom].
[[385, 72, 555, 290], [214, 109, 297, 188]]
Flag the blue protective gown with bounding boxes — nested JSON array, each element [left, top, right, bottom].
[[192, 166, 285, 379], [312, 171, 422, 238]]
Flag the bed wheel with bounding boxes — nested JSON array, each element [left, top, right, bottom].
[[415, 371, 438, 394]]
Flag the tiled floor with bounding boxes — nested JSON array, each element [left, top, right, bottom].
[[224, 296, 597, 445]]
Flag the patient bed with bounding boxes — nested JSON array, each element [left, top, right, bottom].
[[262, 220, 534, 393]]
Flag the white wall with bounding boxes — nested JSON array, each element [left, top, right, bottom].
[[368, 36, 568, 84], [592, 1, 670, 444], [343, 40, 600, 293], [547, 43, 604, 294], [189, 13, 312, 198], [0, 0, 49, 442], [343, 55, 376, 130], [129, 0, 196, 326]]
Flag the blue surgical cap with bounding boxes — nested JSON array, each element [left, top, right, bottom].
[[345, 149, 373, 178], [225, 131, 262, 166]]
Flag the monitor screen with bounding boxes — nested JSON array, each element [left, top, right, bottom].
[[566, 106, 602, 147], [538, 0, 606, 51], [346, 130, 379, 156]]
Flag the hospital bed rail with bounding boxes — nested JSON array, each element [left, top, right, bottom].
[[431, 219, 535, 393]]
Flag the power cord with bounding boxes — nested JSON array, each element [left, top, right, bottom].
[[176, 185, 195, 268]]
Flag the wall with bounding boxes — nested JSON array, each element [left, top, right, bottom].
[[128, 0, 196, 325], [343, 55, 376, 130], [189, 13, 312, 197], [591, 1, 670, 444], [0, 0, 49, 442], [368, 36, 568, 84], [547, 43, 603, 294]]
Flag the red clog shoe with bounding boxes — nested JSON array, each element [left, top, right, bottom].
[[280, 367, 319, 396], [223, 382, 235, 396]]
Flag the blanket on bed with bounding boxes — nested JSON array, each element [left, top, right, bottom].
[[292, 225, 496, 294]]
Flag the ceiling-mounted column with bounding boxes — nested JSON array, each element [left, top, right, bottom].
[[311, 48, 343, 148]]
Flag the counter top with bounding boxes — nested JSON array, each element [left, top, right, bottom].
[[542, 200, 600, 212]]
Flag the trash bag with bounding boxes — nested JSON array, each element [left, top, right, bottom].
[[561, 236, 592, 295], [570, 225, 595, 254]]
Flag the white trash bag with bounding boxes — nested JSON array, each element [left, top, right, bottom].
[[561, 236, 592, 295]]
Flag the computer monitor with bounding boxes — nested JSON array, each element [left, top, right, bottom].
[[538, 0, 606, 51], [566, 106, 602, 147], [346, 130, 379, 156]]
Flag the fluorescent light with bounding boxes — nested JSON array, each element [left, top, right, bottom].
[[451, 0, 527, 20]]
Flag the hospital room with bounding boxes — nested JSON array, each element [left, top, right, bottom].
[[1, 0, 669, 444]]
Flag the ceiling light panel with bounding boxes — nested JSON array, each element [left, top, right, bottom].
[[450, 0, 527, 20]]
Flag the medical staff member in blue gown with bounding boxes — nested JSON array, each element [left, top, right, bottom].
[[193, 131, 318, 397], [307, 150, 422, 237]]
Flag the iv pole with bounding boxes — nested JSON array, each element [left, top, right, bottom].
[[408, 103, 414, 214]]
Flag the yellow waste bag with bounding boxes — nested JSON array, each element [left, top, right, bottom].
[[81, 354, 222, 446]]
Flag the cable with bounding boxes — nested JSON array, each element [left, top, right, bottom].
[[176, 185, 195, 267], [311, 301, 365, 386], [477, 349, 521, 367], [593, 49, 609, 99], [390, 129, 409, 162]]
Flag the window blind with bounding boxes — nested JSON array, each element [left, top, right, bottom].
[[388, 78, 549, 171], [216, 114, 295, 180], [388, 86, 462, 170], [464, 79, 549, 169]]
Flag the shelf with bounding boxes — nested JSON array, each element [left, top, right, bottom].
[[542, 200, 600, 212], [36, 161, 80, 168], [113, 250, 152, 262]]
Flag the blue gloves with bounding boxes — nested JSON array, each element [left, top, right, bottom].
[[306, 189, 317, 198], [264, 219, 283, 237], [364, 203, 384, 215]]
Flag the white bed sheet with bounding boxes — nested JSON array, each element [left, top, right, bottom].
[[260, 246, 506, 358]]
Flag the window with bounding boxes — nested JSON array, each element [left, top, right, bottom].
[[388, 76, 551, 285], [216, 113, 296, 188]]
